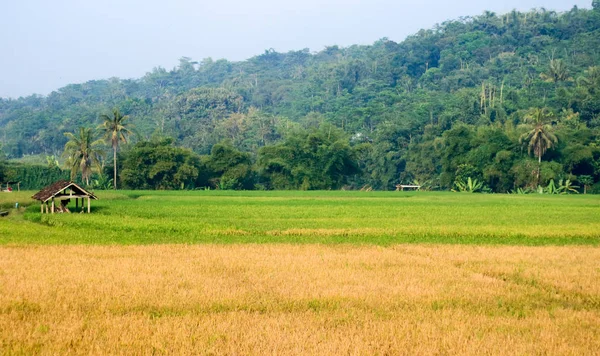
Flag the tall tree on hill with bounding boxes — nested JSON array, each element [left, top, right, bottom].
[[99, 108, 133, 190], [519, 108, 558, 185], [541, 59, 570, 83], [62, 127, 104, 186]]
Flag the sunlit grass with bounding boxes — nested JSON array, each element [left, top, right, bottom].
[[1, 190, 599, 245]]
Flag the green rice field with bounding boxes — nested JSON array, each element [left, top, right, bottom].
[[1, 191, 599, 245]]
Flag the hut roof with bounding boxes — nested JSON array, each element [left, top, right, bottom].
[[32, 180, 98, 202]]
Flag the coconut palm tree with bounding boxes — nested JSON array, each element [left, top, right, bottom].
[[542, 59, 570, 83], [98, 108, 133, 190], [578, 175, 594, 194], [576, 66, 600, 92], [62, 127, 104, 186], [519, 108, 558, 185]]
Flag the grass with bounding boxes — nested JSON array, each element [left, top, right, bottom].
[[0, 244, 599, 354], [0, 190, 599, 245]]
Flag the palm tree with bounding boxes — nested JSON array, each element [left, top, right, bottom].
[[577, 66, 600, 92], [62, 127, 104, 186], [578, 175, 594, 194], [519, 108, 558, 185], [541, 59, 569, 83], [98, 108, 133, 190]]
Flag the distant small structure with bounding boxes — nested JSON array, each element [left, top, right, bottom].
[[2, 181, 20, 192], [32, 180, 97, 214], [396, 184, 421, 191]]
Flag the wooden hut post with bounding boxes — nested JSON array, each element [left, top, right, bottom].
[[51, 198, 55, 214], [41, 203, 43, 214], [87, 197, 90, 213]]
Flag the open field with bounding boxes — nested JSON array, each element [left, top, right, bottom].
[[1, 191, 599, 353], [0, 190, 599, 245], [1, 244, 599, 354]]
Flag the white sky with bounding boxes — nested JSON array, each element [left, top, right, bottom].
[[0, 0, 590, 98]]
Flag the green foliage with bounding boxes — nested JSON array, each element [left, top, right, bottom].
[[454, 164, 482, 188], [0, 144, 6, 183], [120, 138, 201, 190], [204, 141, 255, 190], [519, 108, 558, 162], [530, 178, 581, 195], [46, 155, 60, 169], [258, 125, 359, 190], [0, 163, 70, 190], [510, 187, 530, 195], [92, 175, 114, 190], [544, 179, 560, 194], [558, 179, 580, 194], [578, 174, 594, 194], [541, 59, 571, 83], [62, 127, 104, 186], [1, 6, 600, 193], [452, 177, 485, 193], [410, 179, 429, 191], [98, 108, 133, 190]]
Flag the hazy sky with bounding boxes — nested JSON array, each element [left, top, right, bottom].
[[0, 0, 590, 98]]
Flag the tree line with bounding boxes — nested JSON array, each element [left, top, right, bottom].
[[41, 101, 596, 194], [53, 116, 359, 191]]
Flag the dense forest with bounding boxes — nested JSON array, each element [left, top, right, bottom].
[[1, 4, 600, 192]]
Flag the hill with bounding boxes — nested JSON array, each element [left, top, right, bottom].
[[1, 4, 599, 192]]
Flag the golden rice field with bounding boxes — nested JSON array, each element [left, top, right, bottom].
[[1, 244, 599, 355]]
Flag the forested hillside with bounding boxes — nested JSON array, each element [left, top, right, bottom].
[[1, 4, 600, 192]]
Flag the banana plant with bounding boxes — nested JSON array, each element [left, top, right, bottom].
[[510, 187, 529, 194], [544, 179, 560, 194], [92, 176, 114, 190], [411, 179, 430, 191], [558, 179, 580, 194], [452, 177, 484, 193], [46, 155, 60, 169]]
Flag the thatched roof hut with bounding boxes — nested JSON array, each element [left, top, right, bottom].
[[32, 180, 97, 214]]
